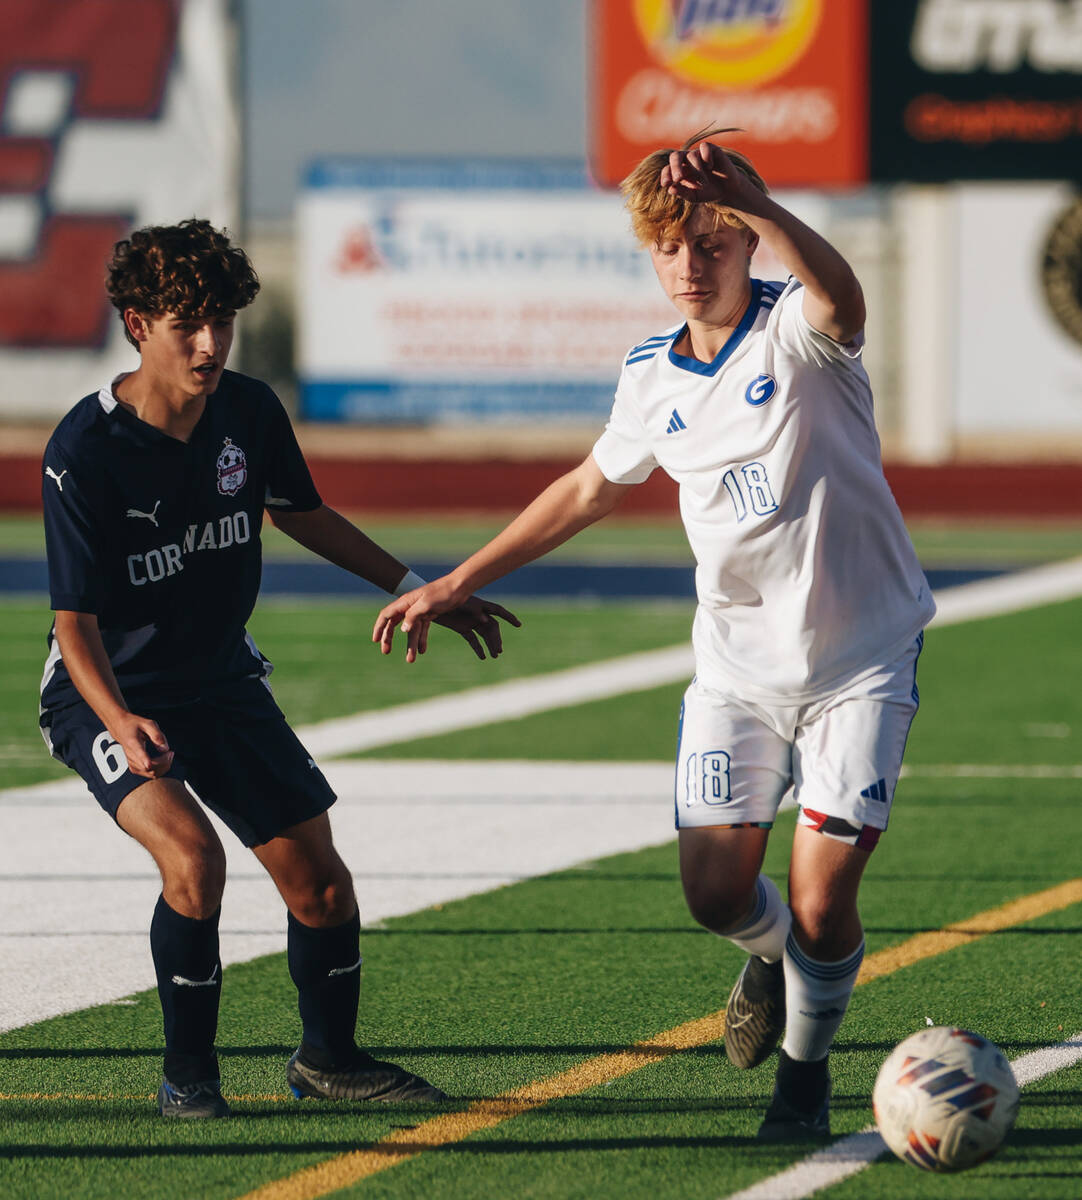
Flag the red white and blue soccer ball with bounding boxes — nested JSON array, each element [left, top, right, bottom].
[[873, 1026, 1019, 1172]]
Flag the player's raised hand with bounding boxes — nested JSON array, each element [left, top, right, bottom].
[[373, 578, 520, 663], [661, 140, 759, 212]]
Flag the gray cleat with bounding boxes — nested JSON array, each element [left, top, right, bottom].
[[724, 955, 786, 1070]]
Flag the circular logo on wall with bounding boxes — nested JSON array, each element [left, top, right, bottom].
[[633, 0, 822, 87], [1040, 198, 1082, 347]]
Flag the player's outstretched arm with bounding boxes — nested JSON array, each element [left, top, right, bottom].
[[662, 140, 865, 344], [52, 611, 174, 779], [374, 457, 633, 662], [269, 503, 517, 659]]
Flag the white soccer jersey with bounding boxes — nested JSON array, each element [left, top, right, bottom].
[[592, 277, 935, 704]]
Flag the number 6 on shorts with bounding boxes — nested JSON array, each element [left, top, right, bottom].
[[92, 731, 127, 783]]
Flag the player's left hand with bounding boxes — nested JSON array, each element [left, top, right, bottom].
[[375, 581, 520, 663], [661, 140, 760, 212], [434, 597, 521, 661]]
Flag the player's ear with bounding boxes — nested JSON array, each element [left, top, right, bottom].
[[123, 309, 152, 344], [745, 230, 759, 260]]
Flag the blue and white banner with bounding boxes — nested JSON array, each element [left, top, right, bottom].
[[297, 160, 676, 424]]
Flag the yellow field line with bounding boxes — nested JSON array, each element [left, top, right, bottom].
[[856, 877, 1082, 984], [237, 876, 1082, 1200]]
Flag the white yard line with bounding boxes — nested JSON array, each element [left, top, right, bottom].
[[929, 555, 1082, 627], [295, 559, 1082, 758], [0, 761, 673, 1033], [720, 1034, 1082, 1200], [297, 644, 695, 759], [904, 765, 1082, 779]]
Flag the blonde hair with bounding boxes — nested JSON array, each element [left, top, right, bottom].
[[620, 126, 768, 247]]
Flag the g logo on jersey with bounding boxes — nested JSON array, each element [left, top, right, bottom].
[[745, 374, 777, 406]]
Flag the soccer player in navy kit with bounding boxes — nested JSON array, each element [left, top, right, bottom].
[[374, 133, 934, 1141], [40, 219, 516, 1118]]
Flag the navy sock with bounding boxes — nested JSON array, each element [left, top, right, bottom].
[[150, 894, 222, 1084], [777, 1048, 830, 1113], [287, 909, 362, 1068]]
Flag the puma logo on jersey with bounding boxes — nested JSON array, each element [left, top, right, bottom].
[[126, 500, 161, 526], [45, 467, 67, 491]]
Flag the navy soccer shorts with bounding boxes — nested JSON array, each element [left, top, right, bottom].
[[42, 677, 337, 847]]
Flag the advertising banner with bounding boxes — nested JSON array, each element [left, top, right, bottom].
[[0, 0, 239, 420], [297, 161, 679, 423], [870, 0, 1082, 181], [590, 0, 868, 189]]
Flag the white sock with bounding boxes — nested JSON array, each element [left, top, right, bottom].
[[781, 932, 865, 1061], [725, 875, 791, 962]]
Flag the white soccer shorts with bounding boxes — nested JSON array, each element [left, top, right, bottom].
[[674, 635, 923, 849]]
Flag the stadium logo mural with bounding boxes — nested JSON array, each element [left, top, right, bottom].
[[0, 0, 177, 348], [1040, 197, 1082, 348]]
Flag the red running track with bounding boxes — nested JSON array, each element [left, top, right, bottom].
[[4, 455, 1082, 517]]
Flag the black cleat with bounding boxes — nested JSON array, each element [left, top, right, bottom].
[[724, 955, 786, 1070], [287, 1049, 448, 1104], [157, 1076, 230, 1119], [756, 1051, 831, 1142]]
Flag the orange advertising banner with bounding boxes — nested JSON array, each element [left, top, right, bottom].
[[591, 0, 868, 189]]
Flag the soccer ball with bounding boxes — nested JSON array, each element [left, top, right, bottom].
[[873, 1026, 1019, 1172]]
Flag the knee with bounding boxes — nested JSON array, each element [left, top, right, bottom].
[[790, 894, 861, 959], [162, 838, 226, 919], [288, 869, 356, 928], [682, 876, 758, 936]]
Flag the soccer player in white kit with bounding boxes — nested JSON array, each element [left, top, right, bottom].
[[373, 129, 935, 1140]]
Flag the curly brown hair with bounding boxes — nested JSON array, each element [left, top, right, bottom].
[[106, 218, 260, 347], [620, 126, 768, 248]]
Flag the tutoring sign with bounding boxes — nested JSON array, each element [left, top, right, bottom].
[[590, 0, 868, 188], [297, 161, 675, 423]]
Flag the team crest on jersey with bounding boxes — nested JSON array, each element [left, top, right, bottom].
[[216, 438, 247, 496], [745, 374, 777, 407]]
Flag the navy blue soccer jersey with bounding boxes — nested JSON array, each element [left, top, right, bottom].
[[40, 371, 321, 714]]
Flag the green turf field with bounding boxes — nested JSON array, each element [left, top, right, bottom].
[[3, 525, 1082, 1198], [3, 510, 1082, 563]]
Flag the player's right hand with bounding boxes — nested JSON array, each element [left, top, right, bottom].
[[110, 714, 174, 778], [374, 576, 517, 664]]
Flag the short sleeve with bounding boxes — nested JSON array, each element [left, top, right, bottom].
[[263, 393, 322, 513], [591, 373, 658, 486], [42, 441, 105, 613], [772, 278, 865, 370]]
